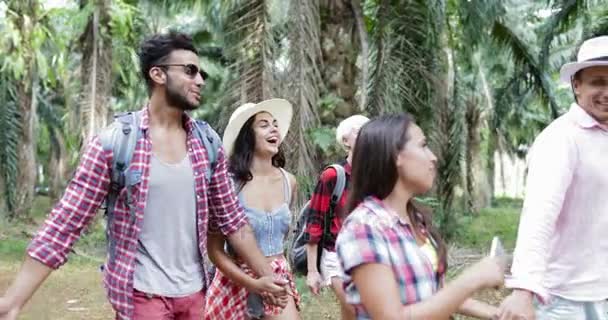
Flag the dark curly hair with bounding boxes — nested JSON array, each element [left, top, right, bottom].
[[138, 31, 198, 93]]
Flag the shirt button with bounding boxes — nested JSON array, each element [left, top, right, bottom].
[[195, 171, 200, 176]]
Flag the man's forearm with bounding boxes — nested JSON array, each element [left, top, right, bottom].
[[226, 224, 273, 277], [306, 243, 319, 273], [2, 256, 53, 310], [457, 298, 498, 319]]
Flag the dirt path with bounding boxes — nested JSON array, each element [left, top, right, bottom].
[[0, 262, 111, 320], [0, 259, 507, 320]]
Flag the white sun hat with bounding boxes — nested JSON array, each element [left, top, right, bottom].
[[222, 98, 293, 157], [560, 36, 608, 84]]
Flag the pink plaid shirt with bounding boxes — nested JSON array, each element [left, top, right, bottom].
[[27, 107, 248, 319], [337, 197, 443, 320]]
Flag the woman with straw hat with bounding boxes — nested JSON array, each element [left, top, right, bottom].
[[205, 99, 300, 320]]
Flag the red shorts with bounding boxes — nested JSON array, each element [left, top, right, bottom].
[[133, 289, 205, 320]]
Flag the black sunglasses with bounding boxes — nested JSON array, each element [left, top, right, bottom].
[[155, 64, 208, 80]]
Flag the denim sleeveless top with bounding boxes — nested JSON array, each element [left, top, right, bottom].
[[238, 168, 292, 257]]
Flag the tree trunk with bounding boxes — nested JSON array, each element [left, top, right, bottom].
[[486, 130, 497, 203], [350, 0, 369, 111], [433, 27, 465, 240], [15, 78, 38, 218], [48, 128, 69, 202], [79, 0, 113, 143], [0, 173, 6, 216], [465, 97, 491, 212], [9, 0, 40, 218], [318, 0, 360, 124]]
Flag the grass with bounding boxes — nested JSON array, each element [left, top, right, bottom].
[[0, 196, 523, 319], [453, 203, 521, 251]]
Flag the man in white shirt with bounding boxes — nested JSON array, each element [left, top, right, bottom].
[[498, 36, 608, 320]]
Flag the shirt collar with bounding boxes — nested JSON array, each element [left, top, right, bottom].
[[363, 196, 410, 227], [568, 103, 606, 130]]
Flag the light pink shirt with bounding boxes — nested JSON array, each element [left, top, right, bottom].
[[506, 103, 608, 302]]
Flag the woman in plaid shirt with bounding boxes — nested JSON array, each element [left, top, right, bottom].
[[336, 114, 505, 319]]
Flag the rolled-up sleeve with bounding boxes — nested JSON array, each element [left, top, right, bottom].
[[207, 146, 248, 236], [27, 136, 110, 269], [305, 168, 336, 244], [506, 128, 577, 302]]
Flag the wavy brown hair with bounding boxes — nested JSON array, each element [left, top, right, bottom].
[[228, 113, 286, 187]]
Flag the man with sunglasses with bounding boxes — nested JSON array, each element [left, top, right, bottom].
[[0, 32, 287, 320]]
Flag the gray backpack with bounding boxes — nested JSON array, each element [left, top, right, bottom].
[[98, 110, 221, 264]]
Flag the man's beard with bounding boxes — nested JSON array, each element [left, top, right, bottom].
[[165, 78, 200, 111]]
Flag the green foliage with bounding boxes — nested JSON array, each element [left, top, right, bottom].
[[453, 203, 521, 251], [0, 0, 605, 220], [308, 127, 336, 154]]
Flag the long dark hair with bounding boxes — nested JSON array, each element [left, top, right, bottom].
[[228, 113, 286, 187], [346, 113, 447, 273]]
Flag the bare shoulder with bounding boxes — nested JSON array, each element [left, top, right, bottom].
[[284, 170, 298, 190]]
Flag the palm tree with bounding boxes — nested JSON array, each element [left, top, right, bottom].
[[3, 0, 48, 218], [79, 0, 113, 142]]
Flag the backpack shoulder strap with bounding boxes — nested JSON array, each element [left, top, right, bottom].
[[327, 164, 346, 206], [98, 111, 142, 218], [193, 120, 222, 183]]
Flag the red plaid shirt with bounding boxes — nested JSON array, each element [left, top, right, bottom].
[[304, 161, 351, 252], [27, 107, 247, 320]]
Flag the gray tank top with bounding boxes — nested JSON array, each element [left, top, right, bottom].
[[133, 154, 204, 297]]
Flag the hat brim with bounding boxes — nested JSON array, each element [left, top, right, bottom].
[[560, 61, 608, 84], [222, 98, 293, 157]]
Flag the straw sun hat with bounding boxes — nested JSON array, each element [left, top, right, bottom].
[[222, 98, 293, 156]]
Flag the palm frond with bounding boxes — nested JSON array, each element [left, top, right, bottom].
[[588, 5, 608, 38], [218, 0, 280, 131], [456, 0, 504, 49], [367, 0, 443, 126], [281, 0, 322, 187], [492, 20, 561, 119], [539, 0, 582, 69]]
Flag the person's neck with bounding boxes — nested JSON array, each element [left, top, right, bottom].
[[148, 92, 183, 130], [382, 183, 413, 223], [346, 150, 353, 165], [250, 154, 276, 176]]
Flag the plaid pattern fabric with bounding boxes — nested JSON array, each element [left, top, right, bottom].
[[304, 161, 351, 252], [336, 196, 441, 320], [204, 257, 300, 319], [27, 106, 247, 320]]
